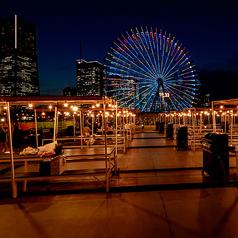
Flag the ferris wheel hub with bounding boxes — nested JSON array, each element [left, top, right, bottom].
[[157, 78, 163, 87]]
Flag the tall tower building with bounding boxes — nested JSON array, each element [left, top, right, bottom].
[[0, 14, 40, 96], [76, 59, 105, 97]]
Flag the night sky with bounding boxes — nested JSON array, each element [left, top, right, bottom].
[[1, 0, 238, 101]]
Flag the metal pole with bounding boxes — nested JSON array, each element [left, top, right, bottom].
[[92, 111, 94, 136], [7, 102, 17, 198], [116, 101, 118, 155], [82, 113, 84, 127], [231, 112, 233, 146], [53, 105, 57, 142], [102, 112, 104, 131], [193, 111, 195, 151], [80, 111, 83, 149], [200, 113, 202, 133], [56, 109, 59, 137], [103, 100, 108, 192], [34, 109, 38, 149], [212, 102, 216, 133], [73, 114, 76, 137]]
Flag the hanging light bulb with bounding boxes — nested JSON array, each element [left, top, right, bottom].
[[73, 106, 78, 111]]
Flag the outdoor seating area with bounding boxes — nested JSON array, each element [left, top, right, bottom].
[[156, 100, 238, 151], [0, 96, 136, 198], [2, 97, 238, 198], [2, 128, 238, 198]]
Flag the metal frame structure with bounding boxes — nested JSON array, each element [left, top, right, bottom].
[[212, 99, 238, 146], [0, 96, 136, 198]]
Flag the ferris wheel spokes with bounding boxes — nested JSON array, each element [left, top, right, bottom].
[[105, 26, 201, 112]]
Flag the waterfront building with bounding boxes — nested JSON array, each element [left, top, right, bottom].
[[76, 59, 105, 97], [0, 14, 39, 96]]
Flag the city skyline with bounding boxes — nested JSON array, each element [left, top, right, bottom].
[[0, 0, 237, 101]]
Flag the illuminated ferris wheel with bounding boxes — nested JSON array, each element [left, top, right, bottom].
[[104, 26, 201, 112]]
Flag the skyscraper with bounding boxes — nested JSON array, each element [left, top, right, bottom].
[[0, 14, 39, 96], [76, 59, 105, 97]]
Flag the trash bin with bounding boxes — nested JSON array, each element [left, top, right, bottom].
[[202, 133, 229, 178], [156, 121, 160, 131], [166, 123, 173, 139], [159, 122, 164, 134], [176, 126, 188, 150]]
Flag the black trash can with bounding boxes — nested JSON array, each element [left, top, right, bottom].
[[166, 123, 173, 139], [159, 122, 164, 134], [156, 121, 160, 131], [202, 133, 229, 178], [176, 126, 188, 150]]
